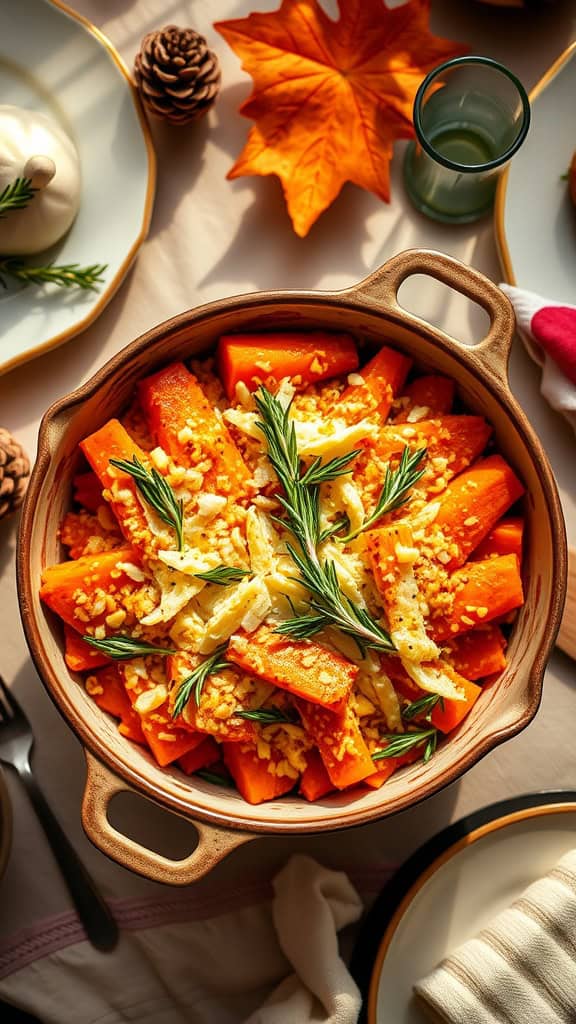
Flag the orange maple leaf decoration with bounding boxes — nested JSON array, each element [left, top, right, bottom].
[[215, 0, 468, 237]]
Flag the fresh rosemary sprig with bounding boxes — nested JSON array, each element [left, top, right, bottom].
[[373, 728, 438, 763], [0, 177, 36, 217], [172, 644, 229, 718], [194, 565, 251, 586], [0, 259, 107, 290], [402, 692, 444, 723], [235, 707, 299, 725], [82, 635, 176, 660], [254, 387, 396, 656], [110, 455, 184, 552], [339, 445, 427, 542]]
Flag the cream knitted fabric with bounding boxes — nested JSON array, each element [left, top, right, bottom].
[[414, 849, 576, 1024]]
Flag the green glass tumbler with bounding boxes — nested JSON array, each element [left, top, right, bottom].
[[403, 56, 530, 224]]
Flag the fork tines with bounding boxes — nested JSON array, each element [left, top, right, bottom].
[[0, 676, 20, 720]]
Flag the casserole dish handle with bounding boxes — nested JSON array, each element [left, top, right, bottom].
[[349, 248, 515, 382], [82, 752, 254, 885]]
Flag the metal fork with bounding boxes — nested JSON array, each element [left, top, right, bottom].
[[0, 675, 118, 951]]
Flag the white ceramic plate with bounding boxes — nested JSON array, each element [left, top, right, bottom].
[[351, 794, 576, 1024], [495, 42, 576, 301], [0, 0, 155, 374]]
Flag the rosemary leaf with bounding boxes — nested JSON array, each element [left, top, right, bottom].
[[274, 611, 331, 641], [402, 693, 444, 723], [300, 450, 360, 486], [110, 455, 184, 552], [340, 445, 427, 542], [194, 565, 251, 586], [195, 769, 233, 787], [0, 259, 107, 290], [254, 386, 396, 656], [172, 644, 229, 718], [235, 707, 298, 725], [82, 635, 176, 660], [319, 516, 349, 542], [372, 728, 438, 763], [0, 177, 37, 217]]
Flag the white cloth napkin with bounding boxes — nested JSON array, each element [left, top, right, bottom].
[[245, 855, 362, 1024], [0, 854, 363, 1024], [413, 848, 576, 1024], [499, 284, 576, 434]]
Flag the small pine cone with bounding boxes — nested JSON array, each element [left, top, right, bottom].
[[134, 25, 221, 125], [0, 428, 30, 520]]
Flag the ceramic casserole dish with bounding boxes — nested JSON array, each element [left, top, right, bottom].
[[17, 249, 567, 884]]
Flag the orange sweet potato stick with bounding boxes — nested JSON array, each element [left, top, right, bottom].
[[85, 665, 145, 745], [394, 375, 455, 422], [376, 416, 492, 487], [178, 737, 221, 775], [338, 345, 412, 424], [167, 651, 255, 743], [381, 657, 482, 735], [120, 662, 206, 768], [217, 332, 359, 400], [296, 699, 375, 789], [472, 516, 524, 562], [80, 420, 154, 556], [226, 627, 357, 709], [64, 625, 111, 672], [430, 675, 482, 733], [40, 548, 147, 635], [431, 554, 524, 641], [445, 625, 507, 681], [223, 742, 297, 804], [299, 749, 334, 801], [363, 746, 423, 789], [432, 455, 524, 570], [72, 470, 104, 513], [138, 361, 251, 496]]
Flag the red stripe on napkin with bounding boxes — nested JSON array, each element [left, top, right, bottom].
[[531, 306, 576, 386]]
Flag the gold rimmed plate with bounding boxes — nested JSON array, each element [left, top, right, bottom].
[[351, 792, 576, 1023], [0, 0, 156, 375], [495, 41, 576, 299]]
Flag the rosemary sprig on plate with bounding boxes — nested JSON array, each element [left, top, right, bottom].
[[235, 707, 299, 725], [254, 386, 396, 656], [0, 177, 36, 217], [373, 728, 438, 763], [109, 455, 184, 552], [82, 635, 176, 659], [401, 692, 444, 723], [339, 445, 427, 543], [194, 565, 251, 586], [0, 259, 107, 290], [172, 644, 229, 718]]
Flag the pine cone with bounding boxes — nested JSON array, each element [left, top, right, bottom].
[[134, 25, 221, 125], [0, 428, 30, 520]]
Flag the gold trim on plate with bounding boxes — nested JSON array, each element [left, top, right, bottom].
[[494, 41, 576, 286], [0, 0, 157, 376], [367, 801, 576, 1023]]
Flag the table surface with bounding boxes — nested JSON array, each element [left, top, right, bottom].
[[1, 0, 575, 950]]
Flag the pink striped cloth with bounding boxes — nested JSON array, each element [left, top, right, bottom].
[[500, 285, 576, 434], [0, 856, 394, 1024]]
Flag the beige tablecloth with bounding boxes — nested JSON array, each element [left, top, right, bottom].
[[0, 1, 575, 1019]]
